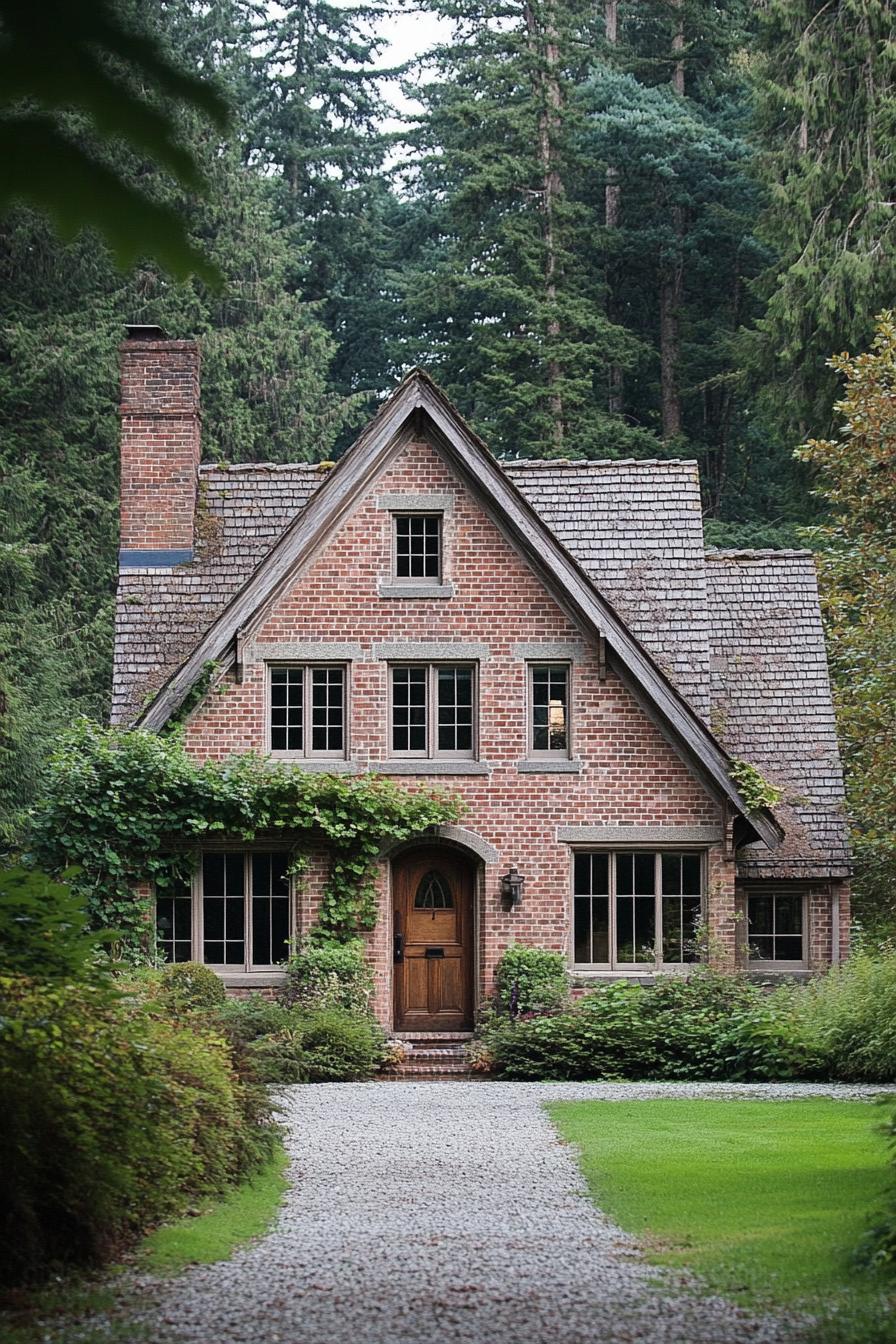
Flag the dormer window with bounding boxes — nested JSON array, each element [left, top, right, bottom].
[[394, 514, 441, 581]]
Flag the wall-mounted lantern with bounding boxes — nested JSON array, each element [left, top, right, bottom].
[[500, 866, 525, 911]]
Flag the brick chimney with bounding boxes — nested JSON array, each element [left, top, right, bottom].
[[119, 326, 200, 568]]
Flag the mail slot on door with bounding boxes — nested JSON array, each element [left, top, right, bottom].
[[424, 947, 445, 959]]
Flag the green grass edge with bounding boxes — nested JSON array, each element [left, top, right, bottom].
[[136, 1140, 290, 1276], [0, 1143, 290, 1344]]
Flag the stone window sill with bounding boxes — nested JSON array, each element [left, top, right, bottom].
[[372, 760, 491, 776], [267, 757, 359, 774], [746, 964, 809, 976], [219, 972, 288, 988], [378, 582, 455, 599], [516, 758, 583, 774], [571, 968, 690, 981]]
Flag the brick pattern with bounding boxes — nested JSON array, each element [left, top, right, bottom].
[[119, 340, 201, 552], [180, 437, 727, 1022]]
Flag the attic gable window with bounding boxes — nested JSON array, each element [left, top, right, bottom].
[[269, 665, 346, 757], [394, 514, 441, 581]]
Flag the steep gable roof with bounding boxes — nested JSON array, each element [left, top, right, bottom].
[[706, 550, 850, 878], [505, 459, 710, 718], [128, 370, 781, 849]]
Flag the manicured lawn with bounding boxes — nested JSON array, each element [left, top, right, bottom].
[[548, 1099, 894, 1316], [136, 1142, 290, 1275]]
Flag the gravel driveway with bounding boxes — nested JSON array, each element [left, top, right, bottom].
[[124, 1079, 893, 1344]]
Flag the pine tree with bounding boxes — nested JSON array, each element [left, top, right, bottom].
[[394, 0, 653, 459], [244, 0, 398, 406], [578, 0, 811, 530], [747, 0, 896, 439]]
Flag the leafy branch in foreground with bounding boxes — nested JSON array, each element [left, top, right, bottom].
[[0, 0, 229, 279]]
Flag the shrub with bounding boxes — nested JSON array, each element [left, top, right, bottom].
[[155, 960, 227, 1012], [279, 938, 373, 1014], [0, 974, 276, 1287], [216, 993, 292, 1045], [494, 944, 569, 1016], [299, 1007, 385, 1082], [792, 947, 896, 1082], [0, 864, 106, 980], [247, 1007, 385, 1084], [482, 971, 812, 1082]]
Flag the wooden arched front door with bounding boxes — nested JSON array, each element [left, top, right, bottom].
[[392, 847, 474, 1032]]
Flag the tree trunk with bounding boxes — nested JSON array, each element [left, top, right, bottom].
[[659, 253, 682, 439], [660, 0, 685, 440], [670, 0, 685, 95], [605, 0, 623, 415], [526, 0, 565, 452]]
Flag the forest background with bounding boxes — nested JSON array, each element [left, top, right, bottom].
[[1, 0, 894, 923]]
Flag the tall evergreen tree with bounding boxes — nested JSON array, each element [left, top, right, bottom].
[[244, 0, 399, 404], [747, 0, 896, 439], [577, 0, 811, 532], [394, 0, 653, 459]]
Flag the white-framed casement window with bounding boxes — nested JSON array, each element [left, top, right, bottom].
[[528, 663, 571, 757], [746, 890, 806, 968], [393, 513, 442, 582], [155, 851, 292, 970], [268, 664, 347, 757], [390, 663, 476, 759], [572, 850, 703, 970]]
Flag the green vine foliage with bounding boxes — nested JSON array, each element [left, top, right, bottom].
[[28, 721, 462, 958], [728, 759, 784, 815]]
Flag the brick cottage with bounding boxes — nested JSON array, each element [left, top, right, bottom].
[[112, 328, 851, 1032]]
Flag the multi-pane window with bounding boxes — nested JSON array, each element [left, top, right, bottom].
[[530, 664, 570, 755], [156, 878, 192, 963], [269, 665, 345, 756], [390, 664, 475, 758], [573, 851, 702, 968], [395, 514, 441, 580], [747, 892, 804, 964], [155, 852, 291, 970]]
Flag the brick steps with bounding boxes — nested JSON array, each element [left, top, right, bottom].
[[383, 1034, 476, 1080]]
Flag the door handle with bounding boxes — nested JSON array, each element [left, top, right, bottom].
[[393, 932, 404, 962]]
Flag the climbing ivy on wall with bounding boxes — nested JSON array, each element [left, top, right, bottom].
[[28, 721, 461, 957]]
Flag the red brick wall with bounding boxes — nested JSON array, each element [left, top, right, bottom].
[[180, 436, 734, 1023], [119, 339, 200, 552]]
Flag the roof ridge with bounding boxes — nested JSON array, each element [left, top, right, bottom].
[[705, 548, 814, 560], [503, 457, 697, 470], [199, 461, 327, 474]]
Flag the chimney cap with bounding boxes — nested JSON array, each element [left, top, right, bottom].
[[125, 323, 168, 341]]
